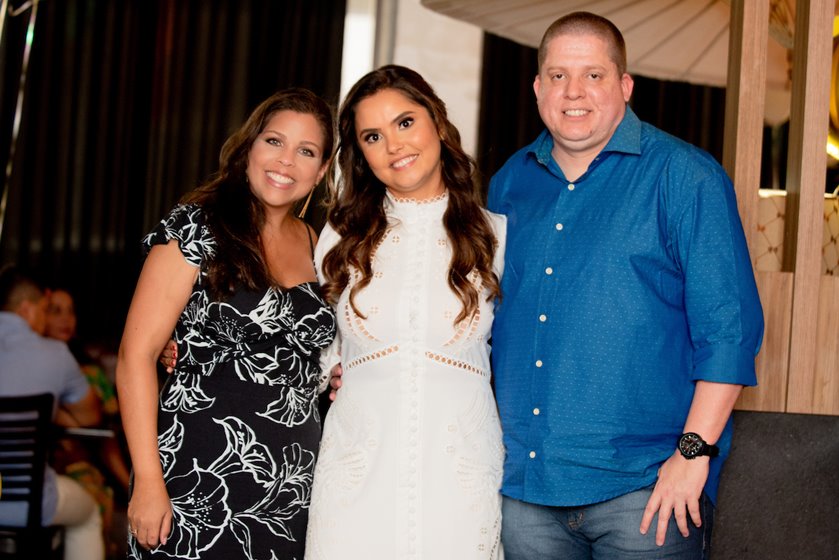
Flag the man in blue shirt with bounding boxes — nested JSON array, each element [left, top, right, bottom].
[[0, 265, 105, 560], [487, 12, 764, 559]]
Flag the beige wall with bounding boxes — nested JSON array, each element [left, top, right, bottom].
[[340, 0, 483, 155], [392, 1, 483, 156]]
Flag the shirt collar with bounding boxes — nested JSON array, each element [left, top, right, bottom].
[[526, 105, 643, 166]]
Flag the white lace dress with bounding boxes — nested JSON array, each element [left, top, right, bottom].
[[305, 192, 506, 560]]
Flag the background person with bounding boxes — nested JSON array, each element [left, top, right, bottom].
[[0, 265, 106, 560], [45, 287, 132, 557]]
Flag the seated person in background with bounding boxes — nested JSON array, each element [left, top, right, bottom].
[[45, 287, 132, 492], [0, 265, 105, 560], [45, 287, 132, 553]]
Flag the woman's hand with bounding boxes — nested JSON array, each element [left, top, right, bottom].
[[159, 340, 177, 374], [328, 363, 343, 401], [128, 475, 173, 550]]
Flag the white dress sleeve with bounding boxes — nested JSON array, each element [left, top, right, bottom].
[[486, 210, 507, 281], [314, 222, 343, 393]]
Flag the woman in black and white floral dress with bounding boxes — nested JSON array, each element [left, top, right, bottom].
[[116, 89, 336, 560]]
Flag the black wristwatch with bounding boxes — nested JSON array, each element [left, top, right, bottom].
[[677, 432, 719, 460]]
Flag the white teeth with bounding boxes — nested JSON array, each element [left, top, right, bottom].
[[267, 171, 294, 184], [565, 109, 588, 117], [392, 155, 417, 169]]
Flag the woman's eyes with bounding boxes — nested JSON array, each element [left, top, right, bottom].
[[264, 137, 316, 157], [362, 118, 413, 143]]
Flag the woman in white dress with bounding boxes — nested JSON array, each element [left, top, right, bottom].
[[305, 65, 506, 560]]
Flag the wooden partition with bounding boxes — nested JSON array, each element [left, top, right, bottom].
[[724, 0, 839, 416]]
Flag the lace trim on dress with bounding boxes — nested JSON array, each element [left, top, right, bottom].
[[388, 190, 449, 205], [425, 351, 489, 378], [344, 300, 381, 342], [485, 512, 502, 559], [443, 307, 481, 347], [443, 272, 484, 347], [345, 345, 399, 370], [373, 230, 389, 253]]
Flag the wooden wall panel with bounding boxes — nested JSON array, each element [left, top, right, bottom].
[[722, 0, 767, 253], [728, 1, 837, 416], [783, 0, 834, 413], [813, 275, 839, 414], [737, 271, 793, 412]]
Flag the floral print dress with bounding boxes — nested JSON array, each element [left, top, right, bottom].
[[129, 204, 336, 560]]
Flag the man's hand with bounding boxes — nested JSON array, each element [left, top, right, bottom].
[[328, 364, 343, 401], [640, 451, 709, 546]]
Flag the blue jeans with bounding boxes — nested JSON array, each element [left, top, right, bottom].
[[501, 486, 714, 560]]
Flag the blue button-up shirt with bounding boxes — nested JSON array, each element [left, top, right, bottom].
[[487, 107, 763, 506]]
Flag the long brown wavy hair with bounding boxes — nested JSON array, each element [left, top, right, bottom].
[[182, 88, 334, 300], [321, 65, 500, 324]]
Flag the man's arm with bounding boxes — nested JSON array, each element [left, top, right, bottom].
[[639, 151, 762, 546], [55, 387, 102, 427], [640, 380, 742, 545]]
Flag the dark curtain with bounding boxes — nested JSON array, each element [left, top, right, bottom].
[[0, 0, 346, 347], [478, 32, 744, 190], [475, 33, 544, 189]]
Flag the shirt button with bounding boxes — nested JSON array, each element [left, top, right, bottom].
[[539, 314, 547, 322], [529, 451, 537, 459], [568, 183, 575, 191], [535, 360, 543, 368], [545, 267, 553, 275], [555, 223, 564, 231], [533, 408, 540, 415]]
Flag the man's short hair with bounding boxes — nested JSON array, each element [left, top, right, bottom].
[[0, 264, 44, 312], [538, 11, 628, 76]]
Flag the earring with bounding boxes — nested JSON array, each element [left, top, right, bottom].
[[298, 187, 315, 218]]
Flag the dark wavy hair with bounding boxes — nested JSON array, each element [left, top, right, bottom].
[[321, 65, 500, 324], [182, 88, 334, 299]]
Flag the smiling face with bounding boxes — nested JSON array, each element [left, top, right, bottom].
[[45, 289, 77, 342], [354, 88, 444, 200], [534, 32, 633, 167], [245, 110, 328, 212]]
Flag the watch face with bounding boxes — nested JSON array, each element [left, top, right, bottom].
[[679, 433, 704, 457]]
